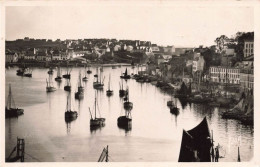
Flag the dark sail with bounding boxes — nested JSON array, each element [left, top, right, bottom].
[[178, 117, 212, 162]]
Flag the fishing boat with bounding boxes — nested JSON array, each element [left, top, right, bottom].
[[75, 72, 84, 99], [119, 81, 126, 97], [82, 66, 88, 81], [64, 79, 71, 91], [5, 84, 24, 118], [120, 68, 131, 79], [24, 68, 32, 77], [112, 65, 117, 69], [170, 98, 180, 115], [93, 67, 104, 89], [89, 92, 106, 128], [46, 74, 56, 92], [55, 66, 62, 81], [106, 74, 113, 96], [117, 110, 132, 129], [62, 66, 71, 79], [178, 117, 212, 162], [47, 67, 54, 75], [123, 87, 133, 110], [100, 65, 104, 72], [87, 66, 92, 74], [16, 65, 28, 76], [65, 92, 78, 122]]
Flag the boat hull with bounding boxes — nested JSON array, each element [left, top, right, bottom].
[[120, 75, 131, 79], [124, 102, 133, 110], [93, 83, 104, 89], [65, 111, 78, 122], [55, 77, 62, 81], [5, 108, 24, 118], [170, 107, 180, 115], [117, 116, 132, 128], [119, 90, 126, 97], [90, 118, 106, 127], [87, 71, 92, 74], [64, 86, 71, 91], [24, 74, 32, 77], [46, 87, 56, 92], [82, 77, 88, 81], [106, 90, 113, 96], [63, 74, 70, 79], [75, 92, 84, 99]]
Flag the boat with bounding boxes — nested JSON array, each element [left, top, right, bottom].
[[16, 65, 28, 76], [98, 145, 109, 162], [82, 66, 88, 81], [46, 74, 56, 92], [64, 79, 71, 91], [47, 67, 54, 75], [112, 65, 117, 69], [120, 68, 131, 79], [87, 66, 92, 74], [123, 87, 133, 110], [55, 66, 62, 81], [119, 81, 126, 97], [106, 74, 113, 96], [89, 92, 106, 128], [168, 95, 180, 115], [24, 68, 32, 77], [100, 65, 104, 72], [93, 67, 104, 89], [117, 110, 132, 129], [62, 66, 71, 79], [5, 84, 24, 118], [178, 117, 212, 162], [65, 92, 78, 122], [75, 72, 84, 99]]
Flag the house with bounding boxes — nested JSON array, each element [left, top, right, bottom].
[[6, 50, 19, 63], [52, 49, 61, 60], [24, 48, 37, 60], [36, 50, 51, 61], [209, 66, 240, 84], [240, 68, 253, 91], [243, 40, 254, 58], [192, 56, 205, 73]]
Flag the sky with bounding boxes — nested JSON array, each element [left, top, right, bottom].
[[5, 3, 254, 47]]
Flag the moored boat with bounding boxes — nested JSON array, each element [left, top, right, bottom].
[[64, 79, 71, 91], [65, 92, 78, 121], [55, 66, 62, 81], [75, 72, 84, 99], [93, 67, 104, 89], [5, 84, 24, 118], [47, 67, 54, 75], [120, 68, 131, 79], [46, 74, 56, 92], [178, 117, 213, 162], [82, 66, 88, 81], [89, 92, 105, 128], [119, 81, 126, 97], [106, 74, 113, 96], [62, 66, 71, 79], [123, 87, 133, 110]]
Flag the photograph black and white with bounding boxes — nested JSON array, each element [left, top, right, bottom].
[[1, 1, 258, 165]]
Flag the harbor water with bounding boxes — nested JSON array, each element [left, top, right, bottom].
[[5, 66, 254, 162]]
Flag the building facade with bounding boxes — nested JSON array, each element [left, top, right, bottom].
[[209, 66, 240, 84], [240, 69, 253, 91], [244, 40, 254, 58]]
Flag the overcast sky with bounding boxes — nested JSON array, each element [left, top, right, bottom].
[[5, 4, 254, 47]]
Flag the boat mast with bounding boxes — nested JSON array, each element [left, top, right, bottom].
[[94, 92, 97, 119], [109, 74, 111, 90], [237, 147, 241, 162], [79, 72, 82, 87]]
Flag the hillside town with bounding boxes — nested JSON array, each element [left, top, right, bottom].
[[6, 32, 254, 122]]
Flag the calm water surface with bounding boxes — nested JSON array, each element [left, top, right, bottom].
[[5, 67, 254, 162]]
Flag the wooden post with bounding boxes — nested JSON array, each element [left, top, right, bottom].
[[105, 145, 109, 162], [16, 138, 25, 162]]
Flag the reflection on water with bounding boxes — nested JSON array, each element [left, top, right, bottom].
[[5, 67, 254, 162]]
